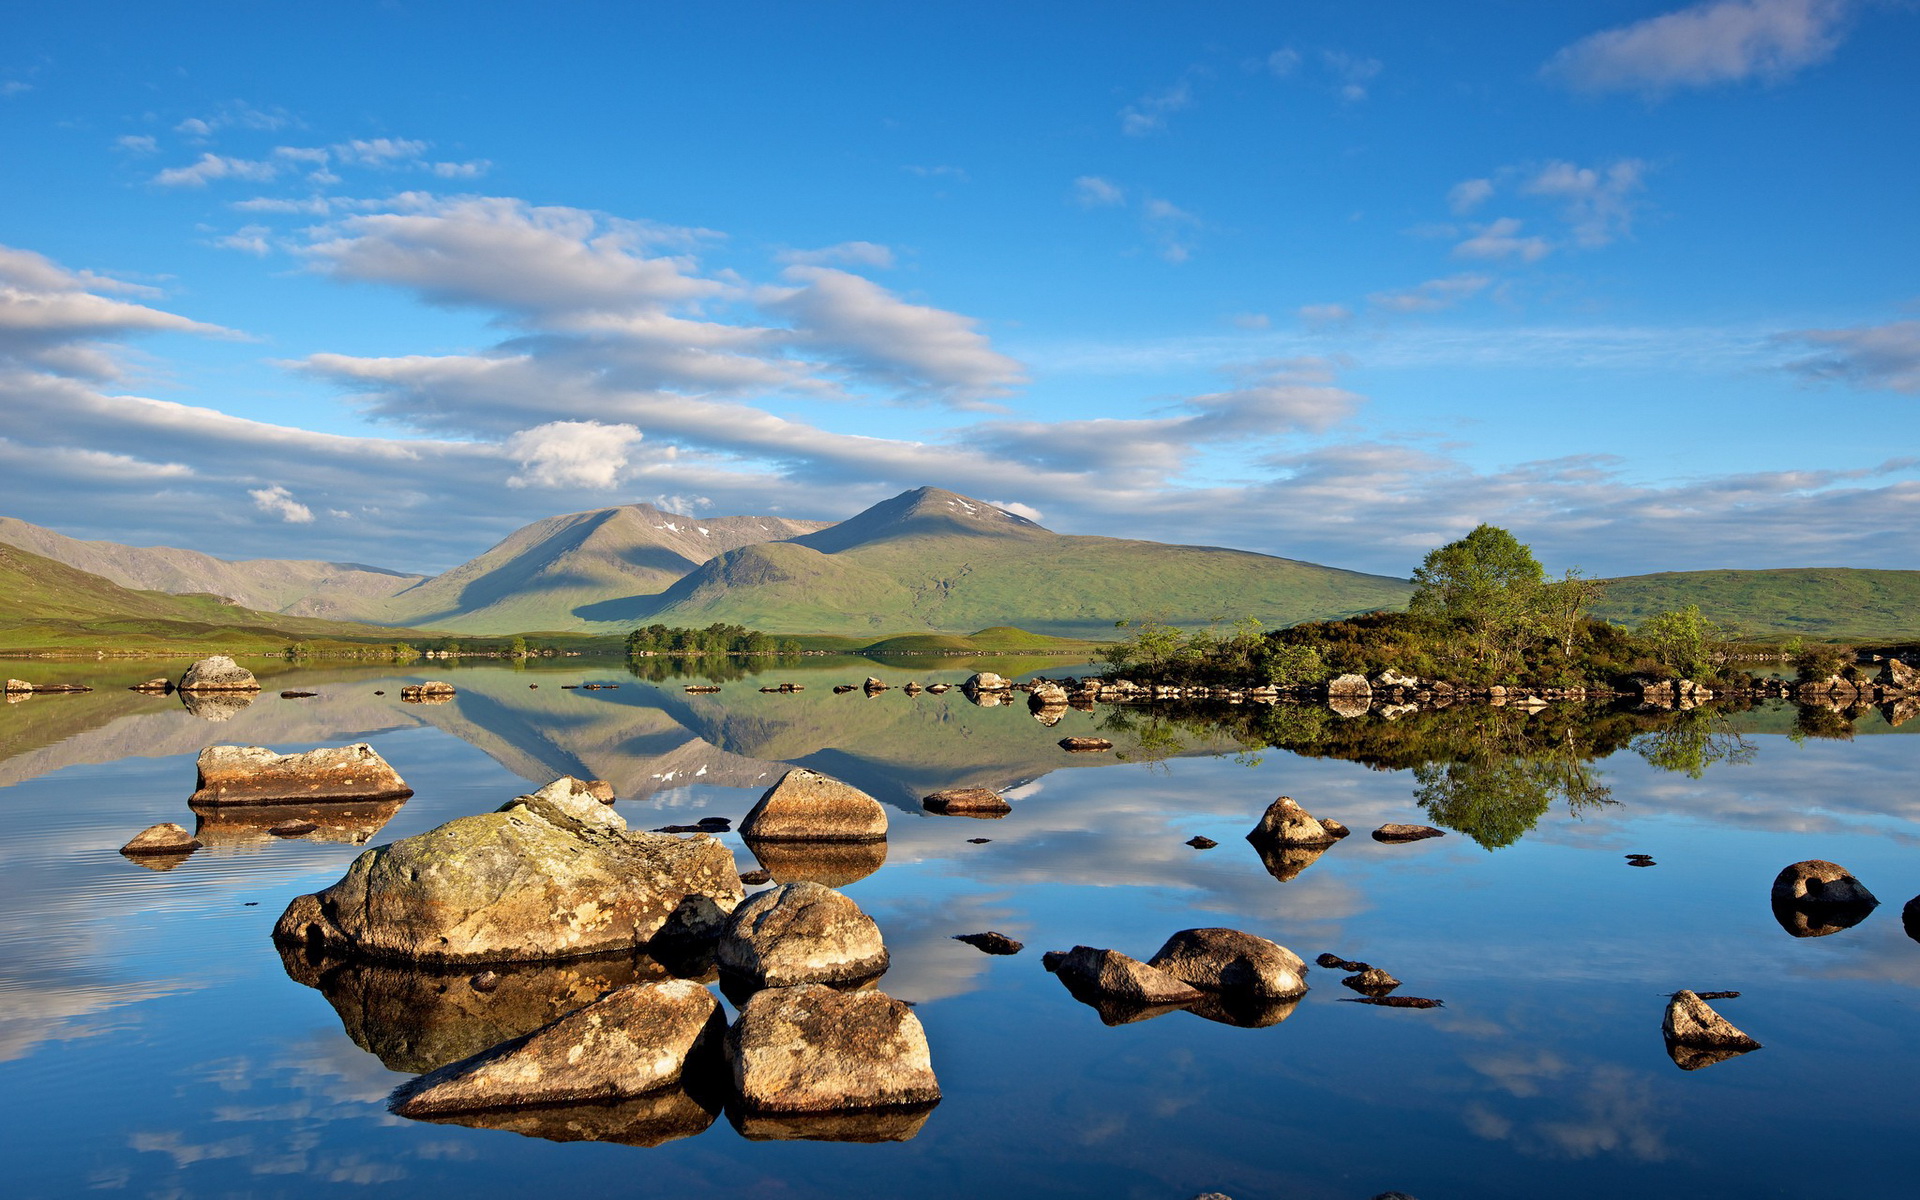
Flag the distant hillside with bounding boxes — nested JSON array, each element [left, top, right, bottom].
[[0, 515, 423, 618], [1595, 568, 1920, 641], [373, 503, 829, 632], [0, 540, 422, 650], [633, 487, 1413, 637]]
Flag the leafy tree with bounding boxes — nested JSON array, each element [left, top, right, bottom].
[[1636, 605, 1719, 680], [1538, 569, 1610, 657], [1408, 524, 1546, 678]]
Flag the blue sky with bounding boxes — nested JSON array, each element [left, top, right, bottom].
[[2, 0, 1916, 576]]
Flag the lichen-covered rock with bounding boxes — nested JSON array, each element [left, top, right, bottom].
[[1247, 796, 1340, 846], [3, 678, 33, 693], [1880, 657, 1919, 693], [190, 743, 413, 806], [389, 979, 725, 1116], [726, 984, 940, 1114], [401, 681, 457, 702], [1028, 681, 1068, 707], [1325, 673, 1371, 697], [1147, 928, 1308, 999], [120, 822, 201, 857], [1343, 967, 1401, 996], [922, 788, 1011, 817], [1771, 859, 1877, 907], [274, 788, 743, 964], [1663, 990, 1761, 1071], [178, 656, 259, 692], [1047, 946, 1204, 1006], [716, 882, 888, 988], [503, 776, 623, 833], [739, 768, 887, 843], [964, 672, 1010, 691]]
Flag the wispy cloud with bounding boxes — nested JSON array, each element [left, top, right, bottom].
[[1780, 319, 1920, 393], [1545, 0, 1853, 95], [1120, 81, 1192, 136]]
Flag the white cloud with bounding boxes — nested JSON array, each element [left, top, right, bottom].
[[991, 500, 1045, 522], [1522, 159, 1648, 247], [1322, 50, 1384, 101], [1454, 217, 1553, 263], [332, 137, 427, 166], [429, 159, 491, 179], [1298, 303, 1354, 329], [505, 420, 644, 489], [1369, 273, 1493, 313], [1780, 320, 1920, 393], [1266, 48, 1303, 76], [211, 225, 274, 256], [113, 135, 158, 155], [1448, 178, 1495, 215], [1120, 81, 1192, 136], [152, 153, 279, 188], [779, 241, 896, 269], [0, 244, 234, 378], [1072, 176, 1126, 208], [1545, 0, 1852, 94], [249, 484, 314, 523], [904, 164, 969, 182]]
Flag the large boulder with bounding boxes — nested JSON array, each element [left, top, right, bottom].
[[1147, 928, 1308, 999], [274, 780, 743, 964], [189, 743, 413, 806], [389, 979, 724, 1116], [739, 769, 887, 843], [964, 672, 1010, 692], [178, 656, 259, 692], [716, 882, 889, 988], [1324, 673, 1371, 697], [1771, 860, 1877, 907], [1046, 946, 1203, 1006], [726, 984, 940, 1114], [1246, 796, 1343, 846], [1029, 681, 1068, 707], [1880, 657, 1919, 693]]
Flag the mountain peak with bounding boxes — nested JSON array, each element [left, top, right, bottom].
[[793, 487, 1049, 554]]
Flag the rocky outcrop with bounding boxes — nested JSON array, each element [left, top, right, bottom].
[[1045, 946, 1204, 1006], [389, 979, 725, 1116], [922, 788, 1011, 817], [177, 656, 259, 692], [1771, 859, 1877, 907], [189, 743, 413, 806], [120, 822, 201, 857], [1663, 989, 1761, 1071], [739, 769, 887, 843], [1373, 824, 1446, 843], [715, 882, 889, 988], [1246, 796, 1343, 846], [274, 778, 743, 964], [1146, 928, 1308, 999], [726, 984, 940, 1114]]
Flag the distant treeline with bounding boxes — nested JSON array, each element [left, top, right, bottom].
[[625, 622, 803, 657]]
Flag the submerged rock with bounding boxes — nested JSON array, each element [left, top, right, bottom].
[[952, 931, 1023, 955], [739, 768, 887, 843], [177, 656, 259, 692], [389, 979, 725, 1116], [189, 743, 413, 807], [1186, 836, 1217, 849], [726, 984, 940, 1114], [191, 797, 406, 847], [274, 778, 743, 964], [1343, 967, 1401, 996], [1663, 989, 1761, 1071], [922, 788, 1011, 817], [1247, 796, 1341, 846], [130, 678, 173, 693], [715, 882, 889, 989], [1147, 928, 1308, 999], [1047, 945, 1204, 1006], [1372, 824, 1446, 843], [120, 822, 201, 858]]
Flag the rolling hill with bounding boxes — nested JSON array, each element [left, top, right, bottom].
[[1594, 568, 1920, 642]]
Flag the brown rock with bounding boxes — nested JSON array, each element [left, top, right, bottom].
[[120, 822, 201, 857], [190, 743, 413, 807], [177, 656, 260, 692], [1343, 967, 1401, 996], [726, 984, 940, 1113], [715, 881, 889, 988], [1058, 736, 1113, 752], [1048, 946, 1204, 1006], [739, 768, 887, 843], [1663, 989, 1760, 1070], [407, 1084, 720, 1147], [952, 931, 1023, 955], [1771, 859, 1877, 907], [401, 680, 457, 702], [1372, 824, 1446, 843], [1247, 796, 1341, 846], [922, 787, 1011, 817], [390, 980, 725, 1116], [269, 819, 319, 837], [1147, 928, 1308, 999]]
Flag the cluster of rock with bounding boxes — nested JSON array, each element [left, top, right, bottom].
[[1044, 927, 1309, 1027], [400, 681, 457, 703]]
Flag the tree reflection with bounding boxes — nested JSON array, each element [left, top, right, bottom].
[[1413, 751, 1614, 850], [1630, 709, 1755, 779]]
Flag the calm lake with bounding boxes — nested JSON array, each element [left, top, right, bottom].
[[4, 654, 1917, 1199]]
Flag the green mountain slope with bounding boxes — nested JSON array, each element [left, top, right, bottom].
[[1594, 568, 1920, 641], [0, 540, 419, 649], [634, 487, 1413, 637], [373, 503, 828, 632], [0, 515, 423, 618]]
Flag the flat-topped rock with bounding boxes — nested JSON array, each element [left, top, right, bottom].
[[922, 788, 1011, 817], [739, 768, 887, 843], [390, 979, 724, 1116], [190, 743, 413, 807], [274, 782, 743, 964], [726, 984, 940, 1114], [716, 881, 889, 988], [177, 656, 259, 692], [1373, 824, 1446, 843]]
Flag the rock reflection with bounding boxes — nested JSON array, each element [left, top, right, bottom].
[[743, 837, 888, 887], [403, 1078, 723, 1147], [727, 1101, 938, 1143], [278, 948, 709, 1073], [1770, 897, 1877, 939], [179, 691, 254, 721], [190, 798, 407, 847], [1248, 839, 1335, 883], [1183, 991, 1301, 1028]]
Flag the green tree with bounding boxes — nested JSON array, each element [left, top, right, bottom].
[[1408, 524, 1546, 678], [1635, 605, 1718, 680]]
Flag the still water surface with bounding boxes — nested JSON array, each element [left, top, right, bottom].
[[4, 655, 1918, 1198]]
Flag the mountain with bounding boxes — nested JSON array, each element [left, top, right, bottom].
[[0, 540, 422, 649], [1594, 568, 1920, 642], [0, 515, 423, 619], [632, 487, 1414, 637], [372, 503, 829, 632]]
